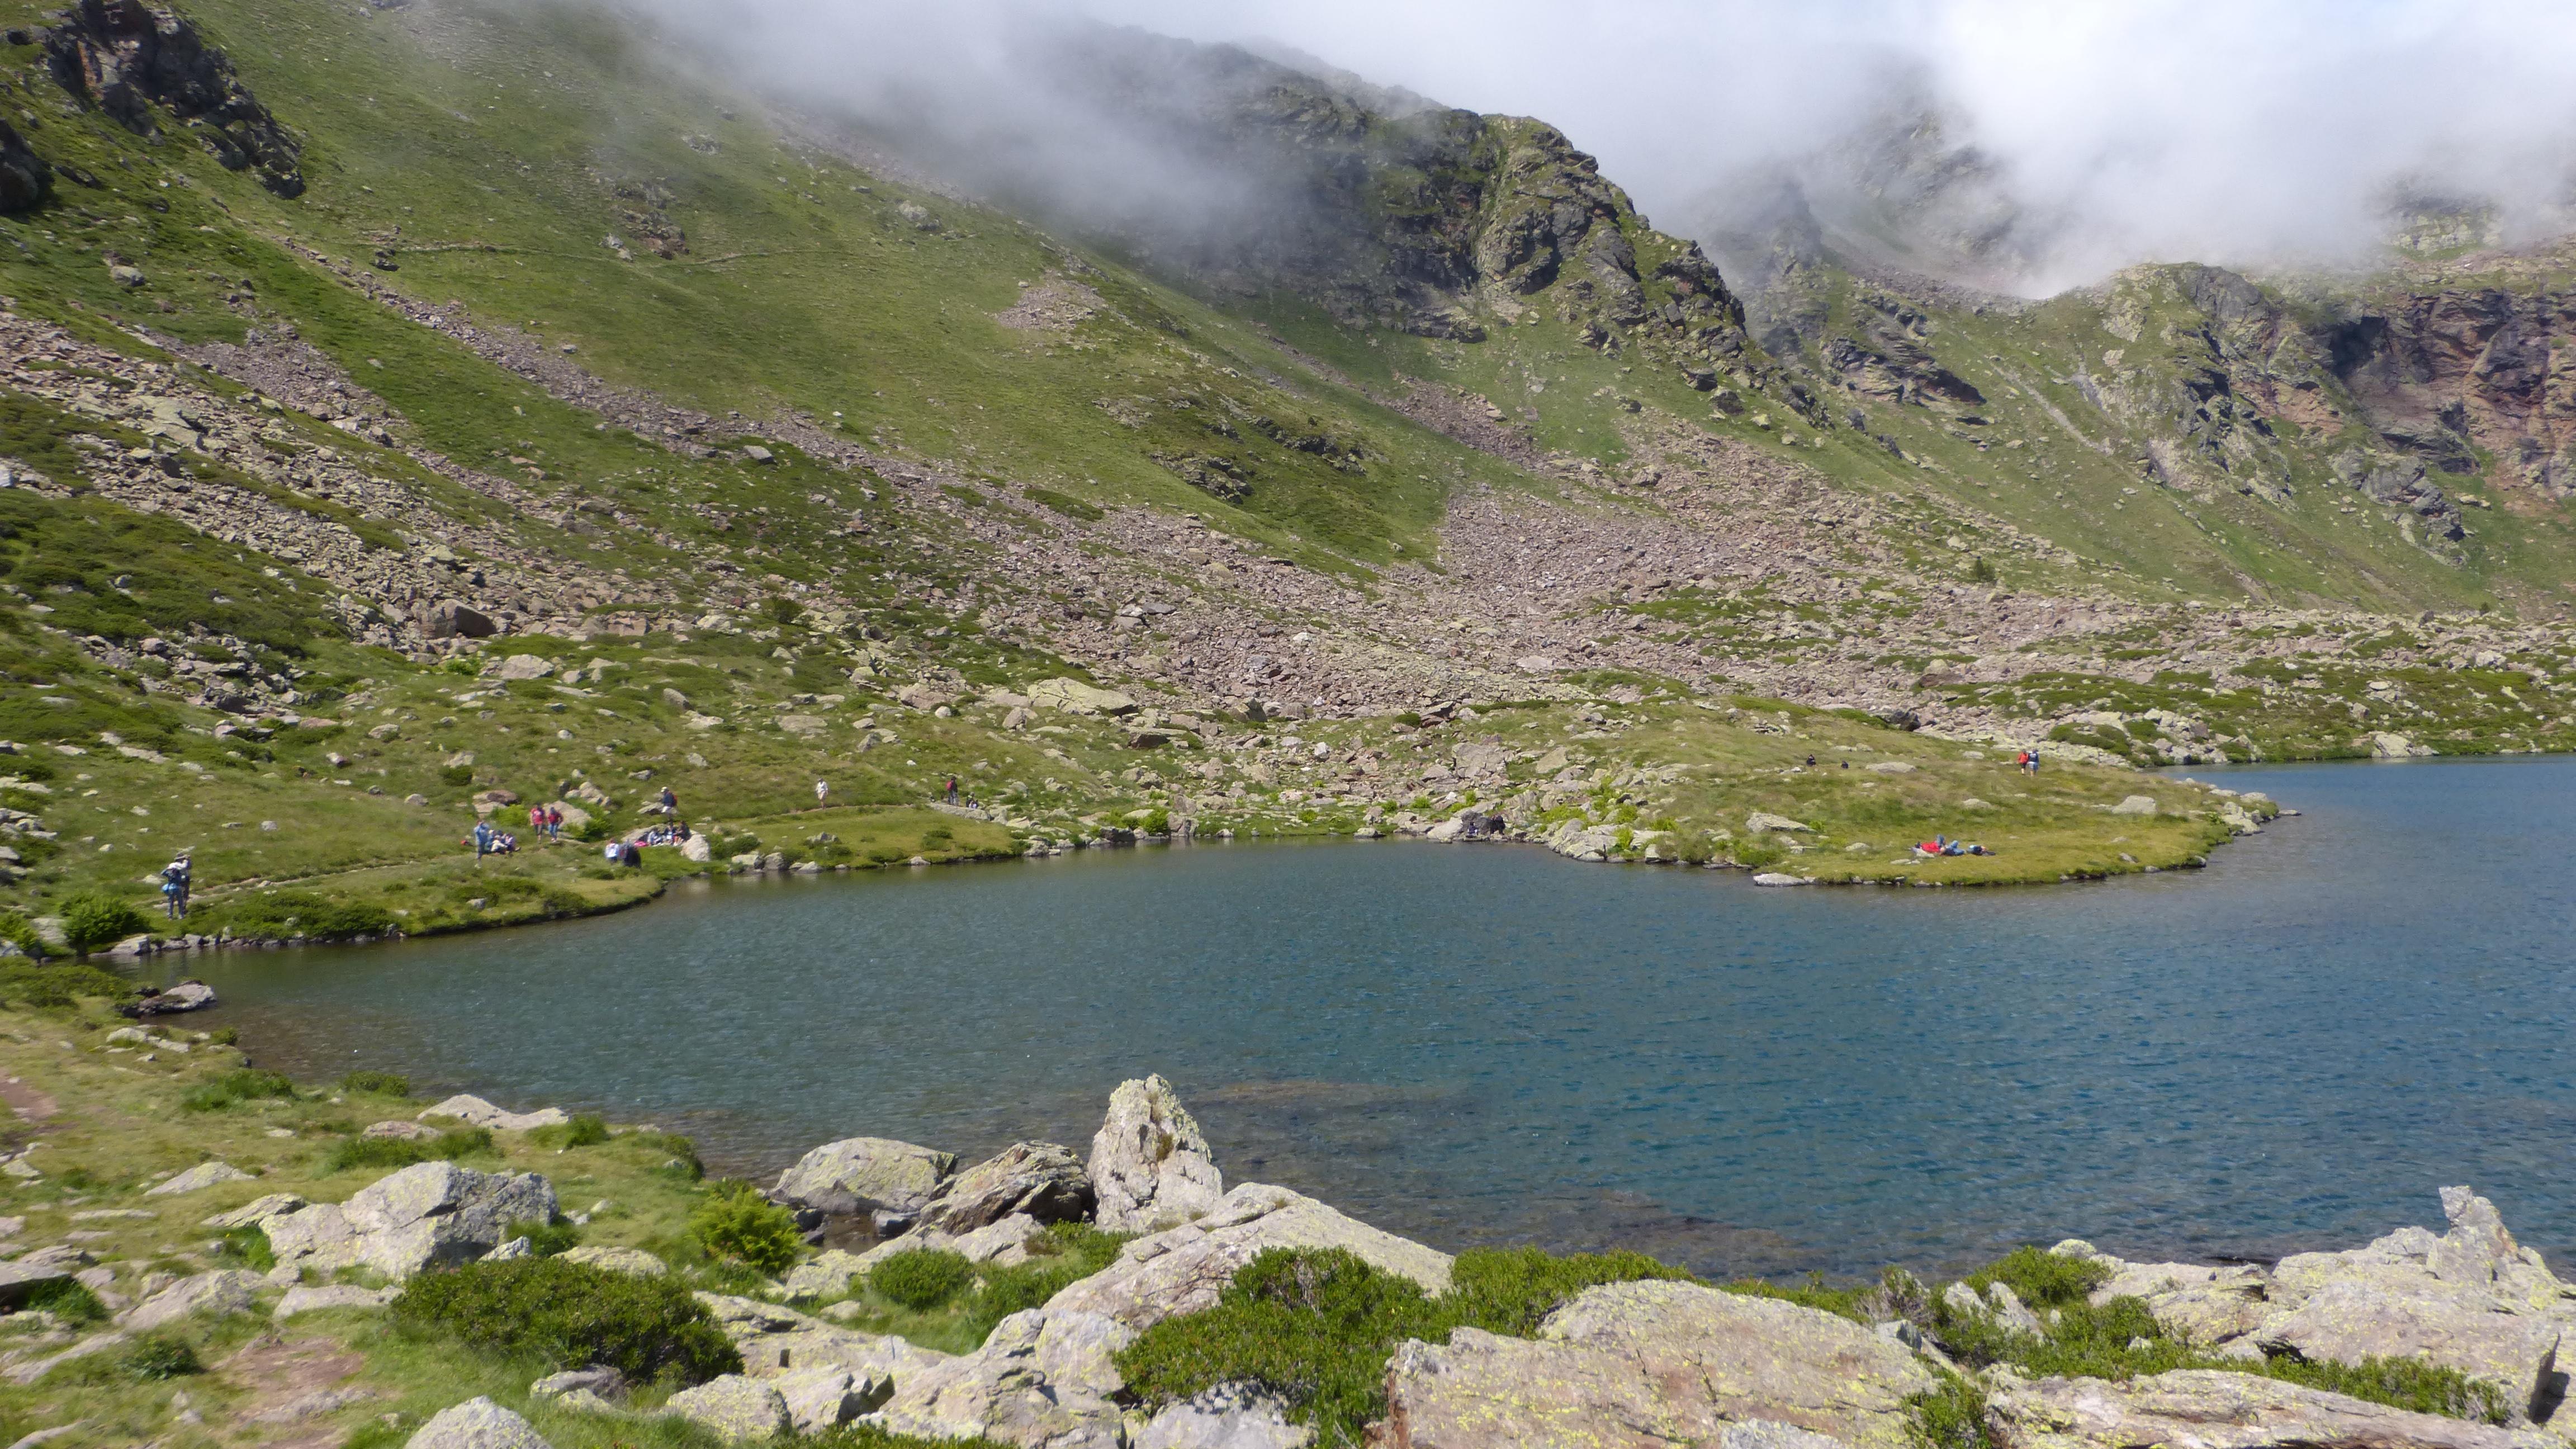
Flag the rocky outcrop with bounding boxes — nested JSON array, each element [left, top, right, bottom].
[[1377, 1280, 1934, 1449], [865, 1308, 1133, 1449], [145, 1159, 253, 1195], [115, 1267, 261, 1331], [917, 1141, 1095, 1234], [695, 1291, 953, 1386], [418, 1095, 570, 1133], [1985, 1371, 2553, 1449], [405, 1397, 552, 1449], [771, 1137, 957, 1220], [2049, 1240, 2266, 1348], [1050, 1182, 1453, 1329], [2256, 1186, 2572, 1423], [665, 1374, 792, 1444], [1137, 1385, 1313, 1449], [1089, 1074, 1225, 1233], [263, 1162, 557, 1279], [0, 120, 49, 215], [44, 0, 304, 196]]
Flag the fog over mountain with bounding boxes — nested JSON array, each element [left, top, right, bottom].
[[622, 0, 2576, 295]]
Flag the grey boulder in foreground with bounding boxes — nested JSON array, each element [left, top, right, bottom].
[[1378, 1280, 1933, 1449]]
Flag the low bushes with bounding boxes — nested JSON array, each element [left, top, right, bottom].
[[529, 1112, 610, 1149], [337, 1069, 411, 1097], [214, 889, 394, 941], [1925, 1248, 2509, 1424], [58, 891, 150, 956], [181, 1068, 296, 1112], [1117, 1245, 1692, 1445], [321, 1128, 493, 1172], [870, 1250, 974, 1311], [0, 961, 130, 1008], [689, 1180, 802, 1274], [390, 1257, 740, 1385]]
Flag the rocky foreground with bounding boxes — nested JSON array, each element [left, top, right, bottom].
[[3, 1055, 2569, 1449]]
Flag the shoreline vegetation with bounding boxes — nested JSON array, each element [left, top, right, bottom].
[[0, 1006, 2553, 1449]]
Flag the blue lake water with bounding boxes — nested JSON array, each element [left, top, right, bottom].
[[186, 756, 2576, 1278]]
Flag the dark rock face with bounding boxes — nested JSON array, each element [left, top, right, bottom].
[[45, 0, 303, 197], [2312, 284, 2576, 499], [0, 119, 48, 214]]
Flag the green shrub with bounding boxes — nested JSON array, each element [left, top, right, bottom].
[[689, 1180, 802, 1275], [968, 1224, 1128, 1332], [531, 1112, 610, 1149], [870, 1250, 974, 1311], [0, 962, 130, 1007], [508, 1216, 583, 1258], [0, 908, 47, 960], [1446, 1247, 1697, 1335], [120, 1333, 202, 1381], [636, 1130, 705, 1180], [182, 1068, 296, 1112], [322, 1128, 493, 1172], [214, 1224, 277, 1271], [2262, 1356, 2508, 1424], [219, 890, 394, 940], [58, 891, 150, 955], [439, 764, 475, 787], [390, 1257, 740, 1385], [1119, 1245, 1692, 1446], [206, 1026, 239, 1046], [23, 1277, 107, 1327], [338, 1069, 411, 1097], [1962, 1246, 2111, 1310], [1907, 1371, 1995, 1449], [1120, 1248, 1438, 1444]]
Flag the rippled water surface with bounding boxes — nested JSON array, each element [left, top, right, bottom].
[[187, 756, 2576, 1277]]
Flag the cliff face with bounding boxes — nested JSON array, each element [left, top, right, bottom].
[[860, 28, 1755, 370], [43, 0, 301, 197]]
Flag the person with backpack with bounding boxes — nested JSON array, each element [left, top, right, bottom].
[[159, 853, 191, 921]]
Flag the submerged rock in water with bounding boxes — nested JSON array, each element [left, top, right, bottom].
[[1088, 1074, 1224, 1233]]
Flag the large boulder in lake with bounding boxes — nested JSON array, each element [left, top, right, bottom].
[[773, 1137, 956, 1218], [1985, 1370, 2556, 1449], [1376, 1281, 1934, 1449], [917, 1141, 1093, 1234], [1046, 1182, 1451, 1330], [264, 1161, 557, 1280], [2250, 1187, 2572, 1423], [867, 1308, 1132, 1449], [1088, 1074, 1223, 1233]]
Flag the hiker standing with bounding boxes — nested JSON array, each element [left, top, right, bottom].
[[814, 779, 830, 808]]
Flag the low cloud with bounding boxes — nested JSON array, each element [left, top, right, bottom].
[[623, 0, 2576, 294]]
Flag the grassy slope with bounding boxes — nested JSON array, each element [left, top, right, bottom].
[[0, 0, 2542, 943]]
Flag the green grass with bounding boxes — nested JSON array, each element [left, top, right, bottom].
[[322, 1127, 496, 1172]]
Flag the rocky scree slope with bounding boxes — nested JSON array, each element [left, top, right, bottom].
[[0, 0, 2571, 936]]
